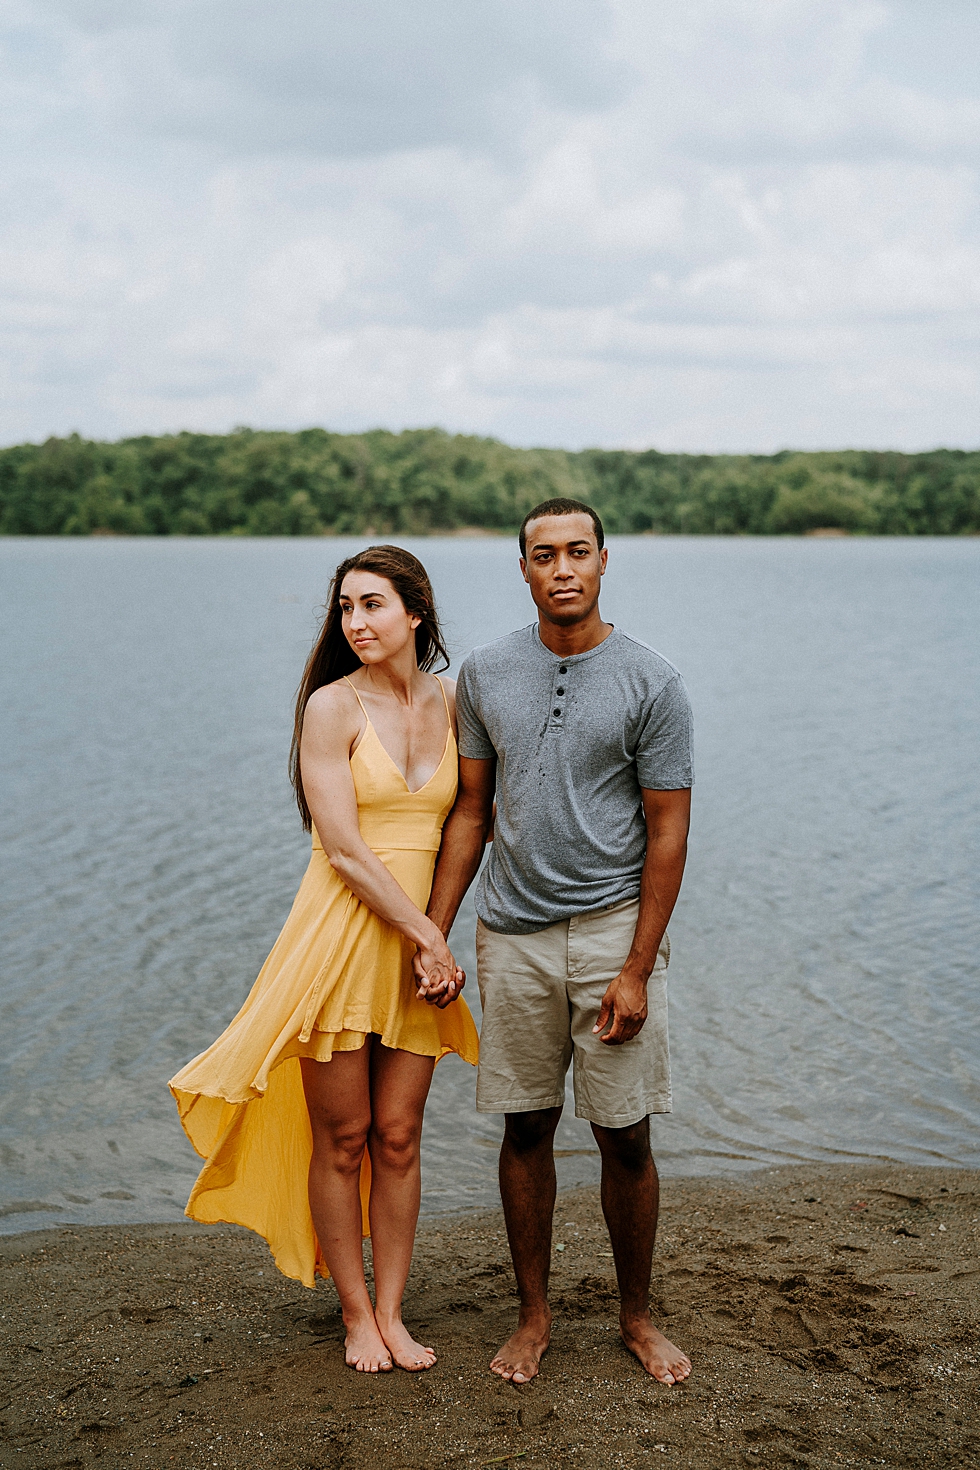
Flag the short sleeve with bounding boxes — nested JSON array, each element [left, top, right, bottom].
[[635, 673, 694, 790], [455, 654, 496, 760]]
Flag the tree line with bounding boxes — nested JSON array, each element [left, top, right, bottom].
[[1, 427, 978, 537]]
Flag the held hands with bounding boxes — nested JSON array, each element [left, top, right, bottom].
[[593, 968, 649, 1045], [413, 929, 466, 1008]]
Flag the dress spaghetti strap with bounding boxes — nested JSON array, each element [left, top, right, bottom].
[[342, 675, 370, 717], [434, 675, 452, 732]]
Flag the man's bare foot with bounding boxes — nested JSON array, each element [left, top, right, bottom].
[[377, 1316, 436, 1371], [620, 1315, 691, 1384], [343, 1313, 393, 1373], [490, 1312, 551, 1384]]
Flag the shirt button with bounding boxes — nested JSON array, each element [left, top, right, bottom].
[[559, 665, 568, 674], [553, 708, 562, 717], [556, 687, 565, 696]]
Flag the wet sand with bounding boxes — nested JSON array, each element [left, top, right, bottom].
[[2, 1164, 978, 1469]]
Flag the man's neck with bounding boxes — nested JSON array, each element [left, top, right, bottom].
[[536, 611, 614, 658]]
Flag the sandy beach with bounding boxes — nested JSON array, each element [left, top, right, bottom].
[[2, 1164, 977, 1469]]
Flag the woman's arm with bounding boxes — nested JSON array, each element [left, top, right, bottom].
[[301, 683, 460, 991]]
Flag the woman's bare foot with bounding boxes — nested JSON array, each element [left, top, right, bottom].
[[344, 1312, 393, 1373], [620, 1315, 692, 1385], [490, 1311, 551, 1384], [377, 1315, 436, 1371]]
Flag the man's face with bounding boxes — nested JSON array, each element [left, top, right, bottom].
[[520, 512, 607, 626]]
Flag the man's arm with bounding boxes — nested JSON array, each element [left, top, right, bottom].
[[593, 787, 691, 1046], [414, 755, 496, 1005]]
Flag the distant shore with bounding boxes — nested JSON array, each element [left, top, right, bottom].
[[2, 427, 978, 538], [2, 1163, 977, 1468]]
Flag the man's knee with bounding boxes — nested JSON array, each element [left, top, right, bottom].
[[503, 1106, 563, 1153], [592, 1116, 652, 1170]]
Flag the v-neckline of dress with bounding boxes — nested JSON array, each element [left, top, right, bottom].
[[344, 673, 453, 794], [360, 717, 453, 796]]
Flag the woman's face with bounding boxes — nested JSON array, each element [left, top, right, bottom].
[[339, 571, 420, 666]]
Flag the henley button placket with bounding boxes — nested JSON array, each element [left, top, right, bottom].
[[553, 662, 568, 721]]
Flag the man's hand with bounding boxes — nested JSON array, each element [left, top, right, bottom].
[[592, 969, 649, 1045], [591, 788, 689, 1046]]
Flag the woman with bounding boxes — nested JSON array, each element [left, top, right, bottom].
[[170, 546, 478, 1375]]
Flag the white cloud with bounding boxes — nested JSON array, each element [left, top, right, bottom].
[[0, 0, 978, 450], [36, 0, 628, 155]]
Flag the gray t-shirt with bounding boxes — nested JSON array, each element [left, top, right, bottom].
[[456, 623, 694, 934]]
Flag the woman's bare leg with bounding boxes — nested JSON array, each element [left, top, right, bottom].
[[300, 1046, 392, 1372], [367, 1043, 436, 1370]]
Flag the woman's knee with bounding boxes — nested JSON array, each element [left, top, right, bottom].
[[370, 1117, 421, 1173], [310, 1111, 371, 1172]]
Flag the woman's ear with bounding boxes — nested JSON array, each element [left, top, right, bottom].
[[410, 615, 421, 631]]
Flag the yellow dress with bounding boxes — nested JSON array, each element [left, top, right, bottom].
[[169, 677, 479, 1287]]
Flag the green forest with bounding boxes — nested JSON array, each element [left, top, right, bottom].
[[1, 427, 978, 537]]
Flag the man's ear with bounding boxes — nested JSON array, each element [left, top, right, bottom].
[[599, 547, 608, 575], [519, 557, 530, 585]]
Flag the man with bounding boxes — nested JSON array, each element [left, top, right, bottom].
[[417, 497, 693, 1386]]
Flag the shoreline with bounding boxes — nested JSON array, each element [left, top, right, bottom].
[[5, 1146, 976, 1242], [2, 1163, 977, 1468]]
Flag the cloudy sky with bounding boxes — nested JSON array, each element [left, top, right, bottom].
[[2, 0, 979, 451]]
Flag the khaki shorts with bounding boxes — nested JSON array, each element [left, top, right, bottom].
[[475, 898, 671, 1129]]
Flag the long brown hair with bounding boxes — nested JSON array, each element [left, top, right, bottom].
[[289, 545, 450, 831]]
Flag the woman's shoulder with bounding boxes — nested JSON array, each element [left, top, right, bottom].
[[303, 678, 364, 737]]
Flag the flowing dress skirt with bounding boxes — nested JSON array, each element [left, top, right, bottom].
[[170, 832, 479, 1288]]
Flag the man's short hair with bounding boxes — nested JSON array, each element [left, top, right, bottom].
[[519, 498, 605, 557]]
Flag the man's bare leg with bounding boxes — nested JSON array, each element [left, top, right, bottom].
[[591, 1116, 692, 1385], [491, 1106, 563, 1383]]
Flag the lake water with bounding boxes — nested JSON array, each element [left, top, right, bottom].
[[1, 536, 978, 1235]]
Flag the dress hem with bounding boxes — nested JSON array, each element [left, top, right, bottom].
[[170, 1031, 477, 1139]]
